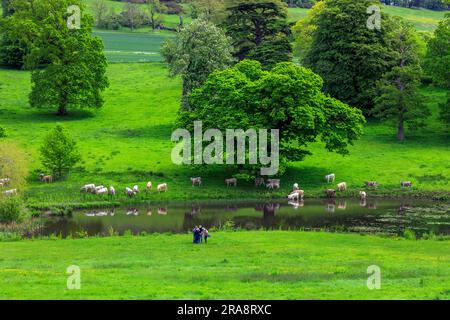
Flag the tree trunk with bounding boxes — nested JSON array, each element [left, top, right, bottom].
[[397, 120, 405, 142], [58, 103, 68, 116]]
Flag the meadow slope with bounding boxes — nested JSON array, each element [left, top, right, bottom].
[[0, 231, 448, 299], [0, 63, 448, 206]]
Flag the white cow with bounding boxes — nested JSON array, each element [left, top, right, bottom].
[[359, 191, 367, 200], [337, 182, 347, 191], [146, 182, 153, 191], [2, 189, 17, 196], [325, 174, 336, 183], [96, 187, 108, 195], [157, 183, 168, 193], [125, 187, 135, 197], [288, 189, 304, 201], [109, 186, 116, 196], [81, 184, 96, 193], [133, 185, 140, 194]]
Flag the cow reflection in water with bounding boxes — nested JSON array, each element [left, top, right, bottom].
[[126, 208, 139, 216], [288, 200, 304, 209], [366, 202, 377, 210], [324, 199, 336, 213], [360, 199, 367, 207], [147, 208, 152, 216], [158, 208, 168, 215], [338, 201, 347, 210]]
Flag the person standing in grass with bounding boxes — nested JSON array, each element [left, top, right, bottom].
[[202, 228, 210, 244], [193, 226, 201, 244]]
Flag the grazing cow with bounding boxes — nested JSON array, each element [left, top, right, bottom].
[[133, 185, 140, 194], [401, 181, 412, 188], [96, 187, 108, 195], [365, 181, 378, 188], [266, 179, 280, 190], [126, 209, 139, 216], [325, 174, 336, 183], [225, 178, 237, 187], [2, 189, 17, 197], [157, 183, 168, 193], [109, 186, 116, 197], [337, 182, 347, 191], [125, 187, 135, 198], [325, 189, 336, 198], [359, 191, 367, 200], [81, 184, 96, 193], [39, 174, 53, 183], [158, 208, 168, 215], [191, 177, 202, 186], [146, 182, 153, 191], [0, 178, 11, 186], [255, 177, 265, 187], [288, 189, 304, 201]]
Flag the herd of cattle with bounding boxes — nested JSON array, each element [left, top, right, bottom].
[[0, 173, 414, 200]]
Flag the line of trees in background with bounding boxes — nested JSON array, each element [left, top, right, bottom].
[[293, 0, 449, 141], [283, 0, 450, 10], [92, 0, 184, 30]]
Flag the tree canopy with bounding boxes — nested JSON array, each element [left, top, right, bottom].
[[179, 60, 365, 175], [304, 0, 395, 113], [14, 0, 110, 115], [162, 18, 235, 110], [223, 0, 292, 69], [372, 19, 429, 141], [40, 125, 81, 179]]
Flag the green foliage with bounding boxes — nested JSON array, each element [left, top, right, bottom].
[[0, 126, 5, 138], [181, 60, 365, 175], [0, 197, 23, 223], [40, 125, 81, 179], [223, 0, 293, 69], [304, 0, 395, 113], [161, 18, 235, 109], [372, 19, 430, 141], [20, 0, 109, 115], [291, 1, 324, 62], [425, 13, 450, 89]]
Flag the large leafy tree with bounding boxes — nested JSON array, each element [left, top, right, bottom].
[[161, 18, 235, 110], [304, 0, 395, 114], [40, 125, 81, 179], [22, 0, 109, 115], [372, 19, 429, 141], [223, 0, 292, 69], [425, 13, 450, 128], [179, 60, 365, 175]]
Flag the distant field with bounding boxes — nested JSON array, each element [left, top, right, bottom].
[[93, 31, 173, 62], [288, 5, 447, 31], [83, 0, 190, 30]]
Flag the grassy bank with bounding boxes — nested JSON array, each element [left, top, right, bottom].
[[0, 63, 448, 207], [0, 231, 448, 299]]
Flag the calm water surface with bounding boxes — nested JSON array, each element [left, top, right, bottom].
[[41, 199, 450, 237]]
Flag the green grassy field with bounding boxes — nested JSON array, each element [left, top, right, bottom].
[[93, 30, 172, 62], [0, 63, 448, 207], [0, 231, 448, 299], [287, 5, 447, 32]]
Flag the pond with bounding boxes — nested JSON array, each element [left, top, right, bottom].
[[40, 199, 450, 238]]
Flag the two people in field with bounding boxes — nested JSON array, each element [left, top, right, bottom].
[[193, 225, 209, 244]]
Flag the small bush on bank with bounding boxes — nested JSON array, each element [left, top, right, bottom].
[[0, 197, 24, 223]]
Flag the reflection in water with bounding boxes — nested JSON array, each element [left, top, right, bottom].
[[41, 199, 449, 238]]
